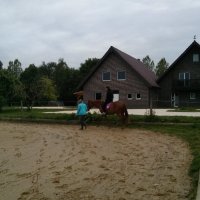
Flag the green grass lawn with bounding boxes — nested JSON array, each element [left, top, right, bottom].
[[0, 107, 200, 199], [0, 107, 75, 120]]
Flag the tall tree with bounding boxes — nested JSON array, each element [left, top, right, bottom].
[[0, 70, 24, 107], [20, 64, 40, 109], [0, 61, 3, 70], [142, 55, 155, 71], [53, 58, 69, 101], [64, 68, 80, 104], [37, 77, 57, 103], [7, 59, 23, 78], [39, 61, 56, 79], [79, 58, 99, 78], [155, 58, 169, 77]]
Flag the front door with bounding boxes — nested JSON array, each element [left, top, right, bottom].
[[171, 93, 179, 107], [113, 90, 119, 102], [113, 94, 119, 102]]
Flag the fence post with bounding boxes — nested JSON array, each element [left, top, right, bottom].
[[20, 100, 23, 111], [149, 89, 153, 116]]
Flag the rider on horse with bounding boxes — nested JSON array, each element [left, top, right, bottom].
[[103, 86, 113, 113]]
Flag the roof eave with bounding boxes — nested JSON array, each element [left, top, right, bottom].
[[76, 46, 115, 90], [157, 40, 200, 83]]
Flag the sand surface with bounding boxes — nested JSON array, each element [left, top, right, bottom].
[[0, 122, 192, 200]]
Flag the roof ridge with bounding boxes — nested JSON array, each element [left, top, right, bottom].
[[77, 46, 159, 90], [157, 40, 200, 82]]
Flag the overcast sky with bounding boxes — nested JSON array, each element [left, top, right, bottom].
[[0, 0, 200, 69]]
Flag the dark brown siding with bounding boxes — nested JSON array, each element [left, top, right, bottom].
[[83, 53, 151, 108], [159, 44, 200, 107]]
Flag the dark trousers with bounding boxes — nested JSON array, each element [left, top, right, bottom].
[[79, 115, 86, 129]]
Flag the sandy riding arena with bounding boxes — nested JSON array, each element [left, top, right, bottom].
[[0, 122, 192, 200]]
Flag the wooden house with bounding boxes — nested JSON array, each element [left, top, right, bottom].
[[77, 46, 159, 108], [157, 40, 200, 107]]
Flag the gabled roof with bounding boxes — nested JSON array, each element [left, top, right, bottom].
[[77, 46, 159, 90], [157, 40, 200, 83]]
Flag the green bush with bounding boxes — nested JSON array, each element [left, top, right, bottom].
[[0, 96, 6, 111]]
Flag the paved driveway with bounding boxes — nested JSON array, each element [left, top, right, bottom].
[[127, 109, 200, 117], [44, 108, 200, 117]]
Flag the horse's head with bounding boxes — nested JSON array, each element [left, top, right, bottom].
[[87, 100, 103, 111]]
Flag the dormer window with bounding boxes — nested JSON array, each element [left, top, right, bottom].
[[117, 71, 126, 80], [193, 54, 199, 62], [102, 71, 111, 81]]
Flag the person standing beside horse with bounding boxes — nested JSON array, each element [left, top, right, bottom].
[[103, 86, 113, 113], [76, 98, 87, 130]]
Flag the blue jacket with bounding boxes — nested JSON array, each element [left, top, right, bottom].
[[77, 102, 87, 116]]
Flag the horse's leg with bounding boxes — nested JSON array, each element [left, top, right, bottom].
[[123, 107, 128, 124], [122, 112, 126, 124], [115, 111, 123, 124], [119, 108, 127, 125]]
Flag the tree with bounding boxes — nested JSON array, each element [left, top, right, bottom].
[[142, 55, 155, 71], [0, 96, 5, 111], [64, 68, 80, 104], [7, 59, 23, 78], [20, 64, 40, 109], [38, 61, 57, 79], [79, 58, 99, 78], [0, 69, 24, 107], [0, 70, 8, 110], [37, 77, 57, 103], [0, 61, 3, 70], [52, 58, 69, 101], [155, 58, 169, 77]]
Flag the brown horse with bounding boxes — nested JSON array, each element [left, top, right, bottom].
[[88, 100, 128, 123], [87, 100, 103, 110]]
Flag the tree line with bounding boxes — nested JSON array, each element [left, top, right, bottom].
[[0, 55, 168, 110], [0, 58, 99, 110]]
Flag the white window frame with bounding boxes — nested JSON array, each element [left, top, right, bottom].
[[179, 72, 190, 86], [117, 71, 126, 80], [193, 54, 199, 62], [136, 93, 141, 100], [127, 93, 133, 100], [102, 71, 111, 81], [190, 92, 196, 100]]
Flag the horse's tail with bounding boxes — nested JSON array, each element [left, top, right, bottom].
[[124, 105, 128, 119]]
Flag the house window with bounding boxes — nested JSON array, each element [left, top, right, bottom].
[[95, 92, 102, 100], [102, 72, 111, 81], [127, 94, 132, 100], [136, 93, 141, 100], [117, 71, 126, 80], [179, 72, 190, 86], [179, 72, 190, 80], [190, 92, 196, 99], [193, 54, 199, 62]]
